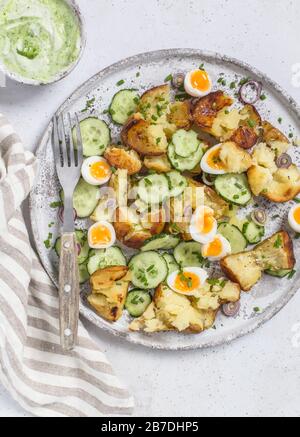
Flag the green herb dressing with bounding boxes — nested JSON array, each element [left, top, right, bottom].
[[0, 0, 81, 83]]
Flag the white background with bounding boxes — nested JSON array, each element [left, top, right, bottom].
[[0, 0, 300, 417]]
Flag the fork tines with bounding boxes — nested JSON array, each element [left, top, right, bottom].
[[52, 113, 83, 169]]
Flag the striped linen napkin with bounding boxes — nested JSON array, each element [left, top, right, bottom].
[[0, 114, 134, 417]]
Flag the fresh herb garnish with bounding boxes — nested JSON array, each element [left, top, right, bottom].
[[287, 270, 296, 279], [50, 201, 62, 209], [274, 235, 283, 249], [116, 79, 125, 86], [247, 119, 256, 128], [164, 74, 173, 83], [260, 94, 267, 101], [253, 307, 261, 313], [81, 97, 96, 113], [43, 233, 53, 250]]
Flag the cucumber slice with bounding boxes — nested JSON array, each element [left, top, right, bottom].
[[218, 223, 247, 254], [129, 251, 168, 289], [166, 171, 187, 198], [162, 253, 179, 275], [72, 117, 111, 157], [73, 178, 99, 218], [55, 229, 90, 265], [87, 246, 126, 275], [125, 290, 152, 317], [141, 234, 180, 252], [172, 129, 200, 158], [174, 242, 204, 268], [168, 143, 204, 172], [242, 221, 265, 244], [109, 89, 139, 125], [215, 174, 252, 206], [265, 269, 292, 278], [79, 263, 90, 284], [137, 174, 170, 204]]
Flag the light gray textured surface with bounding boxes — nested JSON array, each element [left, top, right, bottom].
[[0, 0, 299, 418]]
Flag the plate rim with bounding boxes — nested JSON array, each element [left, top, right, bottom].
[[30, 48, 300, 351]]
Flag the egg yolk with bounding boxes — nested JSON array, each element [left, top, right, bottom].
[[207, 147, 226, 171], [174, 272, 201, 293], [191, 70, 211, 92], [293, 206, 300, 224], [196, 209, 215, 234], [203, 237, 223, 257], [90, 161, 111, 181], [90, 225, 112, 245]]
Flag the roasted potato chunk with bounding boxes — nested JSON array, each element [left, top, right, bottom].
[[230, 126, 258, 149], [191, 91, 233, 132], [143, 154, 172, 173], [129, 284, 217, 333], [263, 121, 289, 144], [90, 266, 129, 290], [114, 206, 165, 249], [88, 268, 131, 322], [138, 84, 171, 122], [167, 101, 192, 130], [104, 146, 142, 175], [247, 143, 300, 202], [221, 231, 295, 291], [219, 141, 253, 173], [239, 104, 262, 130], [192, 279, 241, 311], [121, 118, 168, 156]]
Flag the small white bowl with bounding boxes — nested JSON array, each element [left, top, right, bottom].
[[0, 0, 86, 86]]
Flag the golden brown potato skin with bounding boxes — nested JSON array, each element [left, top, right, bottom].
[[90, 266, 128, 290], [104, 147, 142, 175], [88, 268, 131, 322], [230, 126, 258, 149], [114, 207, 165, 249], [121, 118, 167, 156], [221, 231, 295, 291], [191, 91, 233, 130], [143, 154, 172, 173], [167, 101, 192, 130], [262, 121, 289, 144], [239, 104, 262, 129], [247, 141, 300, 203]]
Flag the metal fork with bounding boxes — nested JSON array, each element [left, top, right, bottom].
[[52, 113, 83, 351]]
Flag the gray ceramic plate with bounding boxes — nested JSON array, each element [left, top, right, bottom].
[[30, 49, 300, 350]]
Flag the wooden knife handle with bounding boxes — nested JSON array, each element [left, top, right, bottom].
[[58, 232, 80, 351]]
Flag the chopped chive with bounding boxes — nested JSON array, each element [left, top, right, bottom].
[[287, 270, 296, 279], [116, 79, 125, 86], [50, 201, 62, 209], [247, 119, 256, 128], [164, 74, 173, 82]]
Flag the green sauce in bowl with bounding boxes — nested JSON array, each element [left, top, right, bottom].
[[0, 0, 83, 84]]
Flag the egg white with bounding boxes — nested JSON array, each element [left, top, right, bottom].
[[167, 267, 208, 296], [200, 144, 227, 176], [288, 204, 300, 233], [88, 221, 116, 249], [184, 70, 213, 98], [81, 156, 112, 186], [189, 206, 218, 244], [201, 234, 232, 261]]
